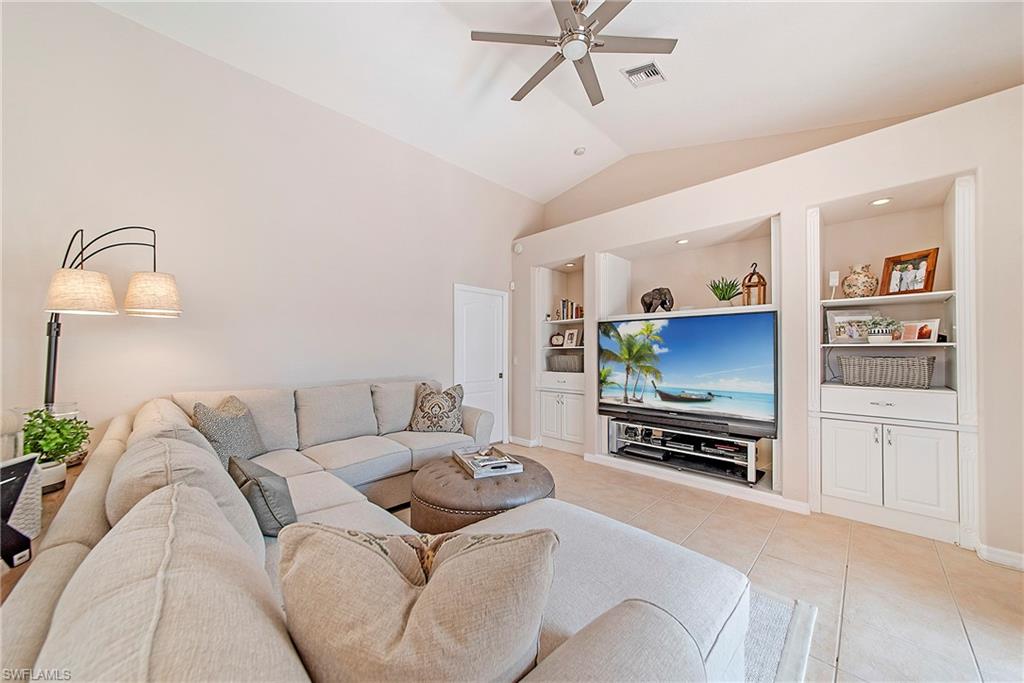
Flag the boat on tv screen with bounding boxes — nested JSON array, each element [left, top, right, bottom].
[[598, 312, 776, 423]]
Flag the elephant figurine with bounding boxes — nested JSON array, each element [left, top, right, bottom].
[[641, 287, 674, 313]]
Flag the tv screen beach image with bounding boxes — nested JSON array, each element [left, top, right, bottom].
[[598, 312, 776, 422]]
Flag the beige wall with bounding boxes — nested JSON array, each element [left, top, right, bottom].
[[511, 87, 1023, 557], [537, 117, 913, 232], [1, 3, 541, 427]]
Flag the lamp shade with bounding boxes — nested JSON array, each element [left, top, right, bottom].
[[44, 268, 118, 315], [123, 272, 182, 317]]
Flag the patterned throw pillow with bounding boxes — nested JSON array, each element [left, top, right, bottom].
[[408, 383, 464, 433], [193, 395, 267, 467], [278, 524, 558, 682]]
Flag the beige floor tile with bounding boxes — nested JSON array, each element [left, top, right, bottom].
[[748, 554, 845, 614], [838, 617, 980, 682], [834, 668, 868, 682], [776, 511, 851, 536], [555, 484, 658, 524], [627, 499, 710, 544], [391, 507, 411, 525], [962, 616, 1024, 683], [682, 512, 771, 573], [714, 495, 782, 531], [810, 608, 841, 665], [658, 482, 726, 512], [763, 526, 848, 578], [805, 655, 836, 682]]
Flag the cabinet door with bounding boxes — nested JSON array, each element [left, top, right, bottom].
[[561, 393, 584, 444], [883, 425, 958, 521], [539, 393, 562, 440], [821, 419, 883, 505]]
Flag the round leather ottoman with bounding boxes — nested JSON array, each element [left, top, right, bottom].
[[410, 455, 555, 533]]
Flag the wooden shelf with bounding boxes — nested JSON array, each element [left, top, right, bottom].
[[821, 381, 956, 395], [821, 342, 956, 348], [542, 346, 584, 351], [820, 290, 955, 309], [543, 318, 584, 324], [600, 303, 776, 323]]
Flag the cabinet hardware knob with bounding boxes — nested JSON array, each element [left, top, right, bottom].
[[886, 427, 894, 447], [873, 426, 880, 444], [868, 401, 896, 407]]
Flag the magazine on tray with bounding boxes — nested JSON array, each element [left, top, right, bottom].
[[454, 446, 523, 479]]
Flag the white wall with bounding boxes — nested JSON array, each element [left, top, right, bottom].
[[511, 87, 1023, 557], [1, 3, 541, 428]]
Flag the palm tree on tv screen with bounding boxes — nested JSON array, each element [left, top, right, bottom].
[[631, 322, 664, 400], [600, 324, 658, 404]]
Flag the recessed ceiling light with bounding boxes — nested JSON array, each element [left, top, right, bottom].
[[573, 146, 586, 156], [676, 239, 689, 245], [564, 262, 575, 267], [870, 197, 892, 206]]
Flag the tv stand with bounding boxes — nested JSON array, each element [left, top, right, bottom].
[[608, 418, 765, 486]]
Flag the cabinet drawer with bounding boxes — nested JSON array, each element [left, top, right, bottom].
[[821, 385, 957, 424], [540, 371, 584, 393]]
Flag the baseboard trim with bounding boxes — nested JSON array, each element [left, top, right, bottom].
[[978, 543, 1024, 571], [509, 435, 540, 448]]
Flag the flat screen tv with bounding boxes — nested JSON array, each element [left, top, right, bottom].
[[598, 311, 777, 438]]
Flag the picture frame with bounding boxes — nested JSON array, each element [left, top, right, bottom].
[[826, 310, 879, 344], [880, 247, 939, 295], [896, 318, 940, 343], [564, 329, 579, 347]]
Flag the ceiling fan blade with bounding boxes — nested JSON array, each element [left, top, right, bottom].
[[592, 35, 678, 54], [512, 52, 566, 101], [551, 0, 582, 30], [586, 0, 630, 33], [573, 53, 604, 106], [471, 31, 558, 47]]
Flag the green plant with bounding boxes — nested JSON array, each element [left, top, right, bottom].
[[867, 316, 899, 332], [707, 276, 742, 302], [22, 409, 91, 464]]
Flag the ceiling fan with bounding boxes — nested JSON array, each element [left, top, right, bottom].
[[471, 0, 677, 106]]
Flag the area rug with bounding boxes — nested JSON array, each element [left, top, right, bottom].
[[745, 590, 818, 682]]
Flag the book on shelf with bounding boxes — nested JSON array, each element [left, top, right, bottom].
[[556, 298, 583, 320], [453, 446, 523, 479]]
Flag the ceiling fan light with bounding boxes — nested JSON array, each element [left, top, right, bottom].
[[561, 37, 589, 61]]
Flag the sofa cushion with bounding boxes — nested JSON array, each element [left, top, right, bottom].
[[251, 449, 322, 477], [106, 437, 264, 564], [128, 422, 215, 455], [409, 383, 464, 433], [35, 484, 309, 682], [386, 430, 474, 469], [296, 500, 416, 534], [173, 388, 299, 451], [302, 436, 411, 486], [462, 498, 750, 678], [370, 381, 421, 435], [229, 457, 297, 537], [194, 395, 267, 466], [278, 524, 558, 682], [295, 383, 378, 449], [128, 398, 192, 440], [285, 471, 366, 516]]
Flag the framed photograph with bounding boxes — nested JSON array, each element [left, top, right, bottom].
[[881, 247, 939, 295], [564, 329, 579, 347], [826, 310, 879, 344], [896, 318, 940, 343]]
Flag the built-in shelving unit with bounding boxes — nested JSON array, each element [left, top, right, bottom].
[[820, 289, 956, 308], [599, 302, 776, 323], [821, 342, 955, 348], [544, 317, 584, 324]]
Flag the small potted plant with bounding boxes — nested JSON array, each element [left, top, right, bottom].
[[866, 316, 899, 344], [22, 409, 92, 493], [707, 276, 743, 305]]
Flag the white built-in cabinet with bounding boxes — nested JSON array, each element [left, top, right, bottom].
[[822, 419, 957, 521], [539, 391, 584, 445]]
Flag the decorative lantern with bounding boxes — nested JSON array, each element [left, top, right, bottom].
[[741, 262, 767, 306]]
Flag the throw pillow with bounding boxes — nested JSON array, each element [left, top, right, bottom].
[[228, 456, 297, 537], [193, 395, 267, 467], [278, 524, 559, 682], [408, 383, 464, 433]]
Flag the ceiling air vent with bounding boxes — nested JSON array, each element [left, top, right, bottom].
[[621, 61, 666, 88]]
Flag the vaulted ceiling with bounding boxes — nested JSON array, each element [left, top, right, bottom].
[[103, 2, 1023, 202]]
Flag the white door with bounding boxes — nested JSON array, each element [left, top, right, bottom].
[[539, 392, 562, 440], [822, 419, 883, 505], [454, 285, 507, 443], [561, 393, 585, 444], [883, 425, 958, 521]]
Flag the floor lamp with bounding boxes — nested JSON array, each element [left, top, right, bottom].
[[43, 226, 182, 406]]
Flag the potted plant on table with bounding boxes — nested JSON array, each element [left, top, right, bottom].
[[22, 409, 92, 493], [866, 316, 899, 344], [707, 276, 743, 305]]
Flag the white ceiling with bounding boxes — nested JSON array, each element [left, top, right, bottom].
[[102, 2, 1023, 203]]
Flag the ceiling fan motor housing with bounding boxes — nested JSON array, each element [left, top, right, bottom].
[[559, 30, 591, 61]]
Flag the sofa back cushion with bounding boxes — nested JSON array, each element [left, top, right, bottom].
[[370, 380, 440, 435], [35, 484, 309, 683], [173, 388, 298, 451], [128, 398, 216, 455], [106, 437, 264, 564], [295, 383, 377, 449], [278, 524, 558, 682]]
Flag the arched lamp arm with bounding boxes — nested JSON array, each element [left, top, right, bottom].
[[62, 226, 157, 271]]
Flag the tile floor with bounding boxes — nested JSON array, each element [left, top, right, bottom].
[[486, 445, 1024, 682]]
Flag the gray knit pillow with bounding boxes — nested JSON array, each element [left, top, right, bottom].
[[193, 395, 267, 467], [408, 383, 464, 433]]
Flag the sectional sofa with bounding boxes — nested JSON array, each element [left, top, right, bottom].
[[2, 378, 751, 681]]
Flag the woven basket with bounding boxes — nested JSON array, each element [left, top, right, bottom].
[[838, 355, 936, 389], [547, 354, 583, 373]]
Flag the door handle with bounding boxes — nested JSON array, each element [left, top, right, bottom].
[[886, 427, 893, 447], [498, 372, 503, 379], [873, 426, 880, 444]]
